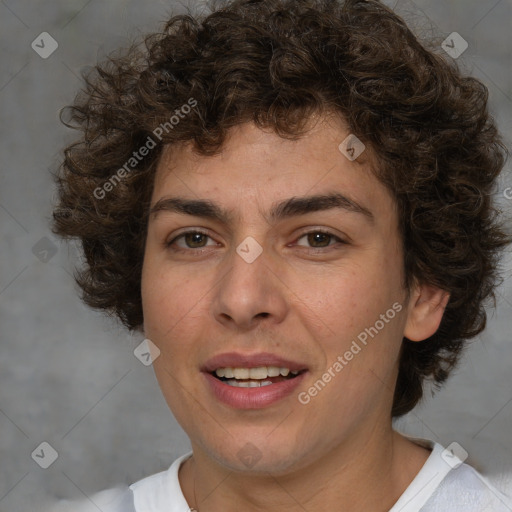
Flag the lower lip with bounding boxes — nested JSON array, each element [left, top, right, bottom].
[[203, 372, 307, 409]]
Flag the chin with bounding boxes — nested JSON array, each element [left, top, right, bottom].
[[201, 432, 318, 476]]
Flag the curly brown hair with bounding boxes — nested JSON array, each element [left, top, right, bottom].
[[52, 0, 510, 417]]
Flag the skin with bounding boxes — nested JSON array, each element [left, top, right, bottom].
[[141, 114, 449, 511]]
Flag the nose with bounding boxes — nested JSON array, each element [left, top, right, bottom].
[[211, 241, 288, 331]]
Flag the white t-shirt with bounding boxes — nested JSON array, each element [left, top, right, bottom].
[[49, 438, 512, 512]]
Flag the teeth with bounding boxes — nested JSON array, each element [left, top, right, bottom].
[[233, 368, 249, 379], [214, 366, 301, 379], [249, 367, 268, 379], [223, 368, 234, 378], [267, 366, 280, 377], [224, 380, 274, 387]]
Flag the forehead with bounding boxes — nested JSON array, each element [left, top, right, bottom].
[[150, 118, 393, 221]]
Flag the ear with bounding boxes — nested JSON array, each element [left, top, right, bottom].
[[404, 282, 450, 342]]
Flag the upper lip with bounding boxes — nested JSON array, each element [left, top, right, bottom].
[[202, 352, 309, 373]]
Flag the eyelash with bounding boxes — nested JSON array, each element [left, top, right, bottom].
[[165, 229, 346, 254]]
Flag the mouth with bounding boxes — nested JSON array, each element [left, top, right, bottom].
[[210, 366, 307, 388], [201, 354, 309, 409]]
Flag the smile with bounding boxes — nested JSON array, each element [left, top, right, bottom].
[[213, 366, 302, 388]]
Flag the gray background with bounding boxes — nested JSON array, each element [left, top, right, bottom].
[[0, 0, 511, 510]]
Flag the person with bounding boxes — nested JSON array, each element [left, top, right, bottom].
[[51, 0, 512, 510]]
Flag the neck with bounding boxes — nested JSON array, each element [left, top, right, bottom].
[[179, 427, 431, 512]]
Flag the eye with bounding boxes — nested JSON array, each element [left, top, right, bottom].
[[295, 230, 345, 249], [166, 230, 217, 251], [165, 229, 346, 253]]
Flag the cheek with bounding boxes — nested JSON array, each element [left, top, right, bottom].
[[300, 251, 405, 366], [297, 264, 393, 329], [141, 262, 207, 412], [141, 258, 198, 341], [304, 272, 405, 422]]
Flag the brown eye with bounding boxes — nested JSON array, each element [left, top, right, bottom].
[[296, 230, 344, 249], [182, 232, 209, 248], [166, 230, 216, 250]]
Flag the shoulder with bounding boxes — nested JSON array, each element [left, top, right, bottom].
[[391, 436, 512, 512], [129, 451, 193, 510], [43, 452, 192, 512], [422, 462, 512, 511], [44, 486, 135, 512]]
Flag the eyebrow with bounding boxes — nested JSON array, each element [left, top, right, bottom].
[[149, 192, 374, 224]]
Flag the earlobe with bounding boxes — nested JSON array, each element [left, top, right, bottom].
[[404, 283, 450, 342]]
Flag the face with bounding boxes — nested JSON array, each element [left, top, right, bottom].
[[141, 115, 413, 475]]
